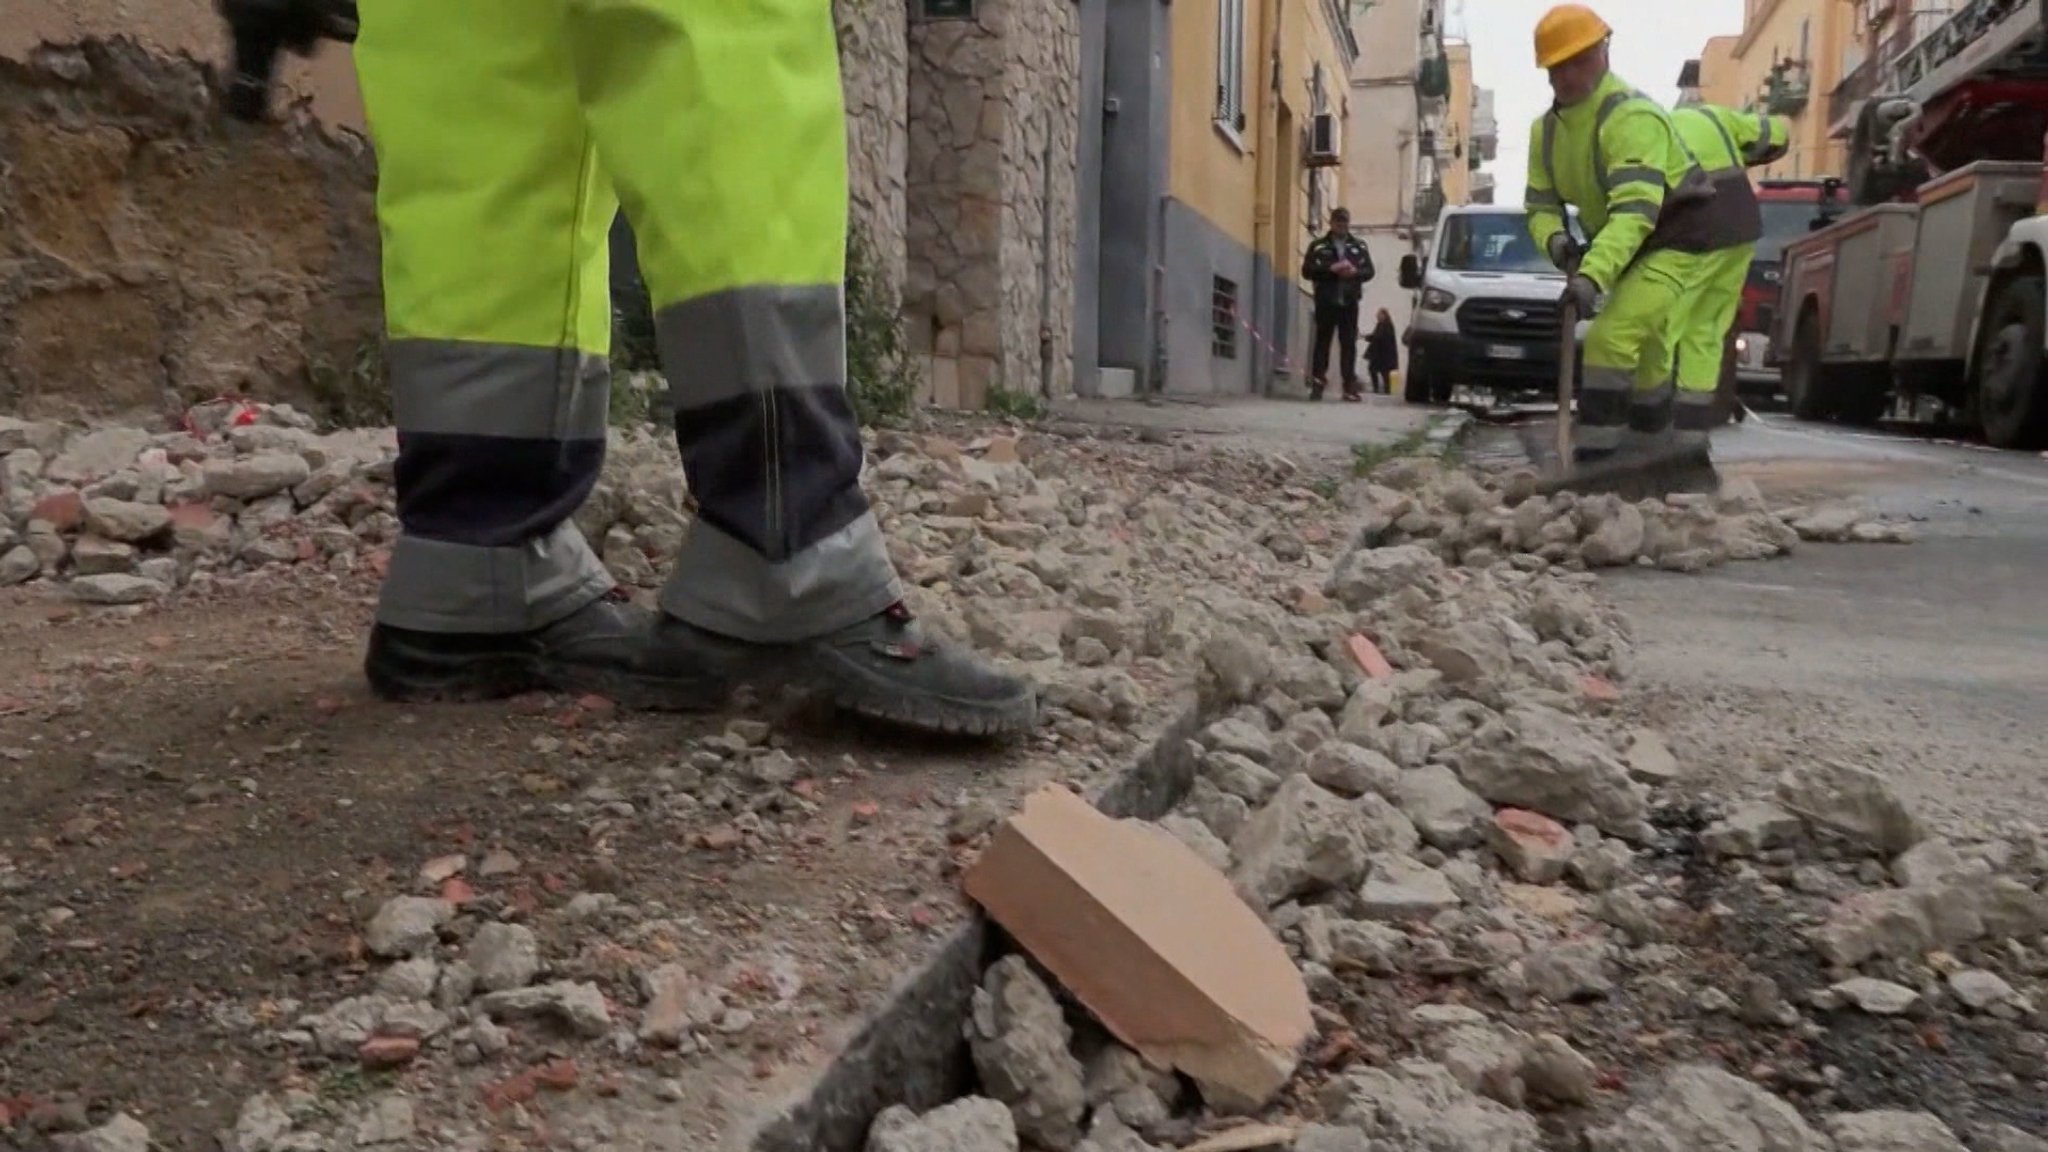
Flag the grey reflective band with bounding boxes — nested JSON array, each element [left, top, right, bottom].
[[660, 510, 903, 644], [1607, 165, 1664, 189], [377, 518, 613, 633], [654, 283, 847, 410], [389, 341, 611, 440], [1610, 199, 1660, 219], [1527, 187, 1563, 208]]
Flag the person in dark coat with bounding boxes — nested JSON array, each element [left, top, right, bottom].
[[1364, 307, 1400, 398], [1301, 207, 1373, 400]]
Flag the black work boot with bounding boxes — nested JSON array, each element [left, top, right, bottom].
[[652, 602, 1039, 738], [365, 591, 731, 711]]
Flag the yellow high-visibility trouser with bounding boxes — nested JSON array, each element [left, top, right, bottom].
[[1577, 246, 1717, 452], [354, 0, 899, 640], [1669, 243, 1754, 443]]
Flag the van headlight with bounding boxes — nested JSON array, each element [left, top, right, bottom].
[[1419, 287, 1455, 312]]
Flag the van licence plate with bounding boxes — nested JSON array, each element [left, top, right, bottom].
[[1487, 344, 1526, 360]]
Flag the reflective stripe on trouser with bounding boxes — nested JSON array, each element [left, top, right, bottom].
[[1579, 248, 1708, 452], [353, 0, 900, 641], [1669, 243, 1753, 450]]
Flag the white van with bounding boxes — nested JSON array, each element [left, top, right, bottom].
[[1395, 203, 1590, 405]]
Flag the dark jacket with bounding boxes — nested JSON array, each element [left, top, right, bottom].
[[1302, 231, 1373, 310], [1366, 317, 1399, 372]]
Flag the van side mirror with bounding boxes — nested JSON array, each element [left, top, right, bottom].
[[1398, 255, 1422, 290]]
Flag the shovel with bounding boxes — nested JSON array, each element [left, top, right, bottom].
[[1553, 296, 1576, 469]]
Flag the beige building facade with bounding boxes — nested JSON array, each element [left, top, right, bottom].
[[1694, 0, 1854, 181]]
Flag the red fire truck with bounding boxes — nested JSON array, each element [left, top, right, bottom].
[[1727, 179, 1850, 398], [1770, 0, 2048, 448]]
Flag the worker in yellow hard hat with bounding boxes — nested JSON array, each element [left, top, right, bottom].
[[1668, 102, 1793, 429], [1524, 4, 1757, 491]]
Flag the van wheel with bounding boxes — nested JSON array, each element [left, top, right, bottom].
[[1404, 353, 1436, 404], [1783, 307, 1834, 421], [1977, 272, 2048, 449]]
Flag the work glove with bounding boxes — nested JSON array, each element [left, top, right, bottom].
[[1545, 232, 1583, 274], [1560, 274, 1599, 318], [217, 0, 359, 122]]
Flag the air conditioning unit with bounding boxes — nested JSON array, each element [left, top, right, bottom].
[[1305, 111, 1340, 168]]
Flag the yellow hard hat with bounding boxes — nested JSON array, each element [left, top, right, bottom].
[[1534, 4, 1611, 69]]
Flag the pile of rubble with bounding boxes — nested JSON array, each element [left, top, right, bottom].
[[858, 495, 2044, 1151]]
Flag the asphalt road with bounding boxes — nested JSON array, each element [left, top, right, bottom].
[[1478, 413, 2048, 834]]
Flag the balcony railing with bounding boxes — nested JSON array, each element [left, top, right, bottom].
[[1414, 185, 1446, 225], [1416, 54, 1451, 101], [1764, 60, 1811, 115]]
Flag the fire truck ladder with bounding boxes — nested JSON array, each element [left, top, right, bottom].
[[1890, 0, 2048, 105]]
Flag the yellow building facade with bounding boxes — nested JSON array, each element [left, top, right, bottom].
[[1442, 42, 1473, 205], [1164, 0, 1357, 393], [1696, 0, 1853, 180]]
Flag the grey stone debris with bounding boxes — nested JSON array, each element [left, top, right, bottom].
[[1585, 1064, 1828, 1152], [1524, 940, 1614, 1003], [351, 1095, 418, 1146], [1972, 1123, 2048, 1152], [1824, 1110, 1967, 1152], [475, 981, 612, 1037], [1520, 1033, 1597, 1106], [1828, 977, 1919, 1016], [1154, 814, 1232, 872], [1082, 1045, 1177, 1135], [68, 573, 168, 605], [52, 1114, 151, 1152], [1307, 742, 1402, 800], [363, 896, 454, 958], [966, 956, 1087, 1151], [467, 922, 541, 992], [1946, 968, 2017, 1011], [1392, 765, 1493, 851], [1702, 801, 1805, 859], [229, 1094, 294, 1152], [1317, 1058, 1541, 1152], [1325, 543, 1446, 608], [1453, 704, 1649, 838], [1293, 1125, 1372, 1152], [1776, 760, 1924, 856], [867, 1098, 1019, 1152], [1358, 853, 1462, 922], [1229, 776, 1377, 908]]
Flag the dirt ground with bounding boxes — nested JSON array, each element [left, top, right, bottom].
[[0, 569, 1135, 1149]]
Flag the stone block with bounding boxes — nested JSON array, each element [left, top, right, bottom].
[[963, 785, 1311, 1114]]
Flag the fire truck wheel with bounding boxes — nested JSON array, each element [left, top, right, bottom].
[[1977, 273, 2048, 450], [1784, 308, 1835, 422]]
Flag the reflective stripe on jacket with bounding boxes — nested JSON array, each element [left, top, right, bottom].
[[1670, 103, 1796, 251], [1523, 73, 1736, 287]]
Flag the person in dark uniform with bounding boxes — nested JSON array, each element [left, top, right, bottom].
[[1301, 208, 1374, 401]]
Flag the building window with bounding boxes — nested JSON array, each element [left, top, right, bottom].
[[1211, 276, 1239, 359], [1215, 0, 1246, 131]]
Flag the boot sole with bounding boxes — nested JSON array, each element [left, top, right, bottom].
[[365, 647, 729, 713], [797, 647, 1040, 738]]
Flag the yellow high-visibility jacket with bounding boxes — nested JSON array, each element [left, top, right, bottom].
[[1524, 72, 1746, 288]]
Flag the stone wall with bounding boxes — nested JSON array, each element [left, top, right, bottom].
[[905, 0, 1080, 409], [0, 40, 380, 424], [996, 0, 1080, 402], [835, 0, 910, 311]]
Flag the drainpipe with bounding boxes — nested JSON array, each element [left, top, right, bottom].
[[1038, 130, 1055, 399]]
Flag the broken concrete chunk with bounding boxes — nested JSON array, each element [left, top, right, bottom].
[[963, 786, 1312, 1114], [467, 922, 540, 992], [1891, 838, 1966, 889], [1488, 808, 1573, 884], [363, 896, 453, 959], [51, 1114, 150, 1152], [1326, 543, 1445, 608], [1454, 704, 1649, 838], [1524, 939, 1613, 1003], [1229, 776, 1376, 908], [1811, 889, 1936, 967], [1776, 760, 1924, 856], [866, 1098, 1019, 1152], [1306, 742, 1401, 799], [1520, 1032, 1597, 1106], [1827, 977, 1918, 1016], [1155, 815, 1233, 872], [1824, 1110, 1967, 1152], [1947, 968, 2017, 1011], [1701, 801, 1804, 859], [1318, 1058, 1541, 1151], [1585, 1064, 1827, 1152], [1202, 750, 1283, 805], [1082, 1045, 1179, 1134], [1357, 853, 1461, 922], [966, 956, 1087, 1150], [474, 981, 611, 1037], [1392, 765, 1492, 851], [1624, 729, 1682, 785]]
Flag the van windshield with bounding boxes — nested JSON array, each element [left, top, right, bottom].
[[1433, 212, 1580, 273], [1756, 199, 1829, 262]]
